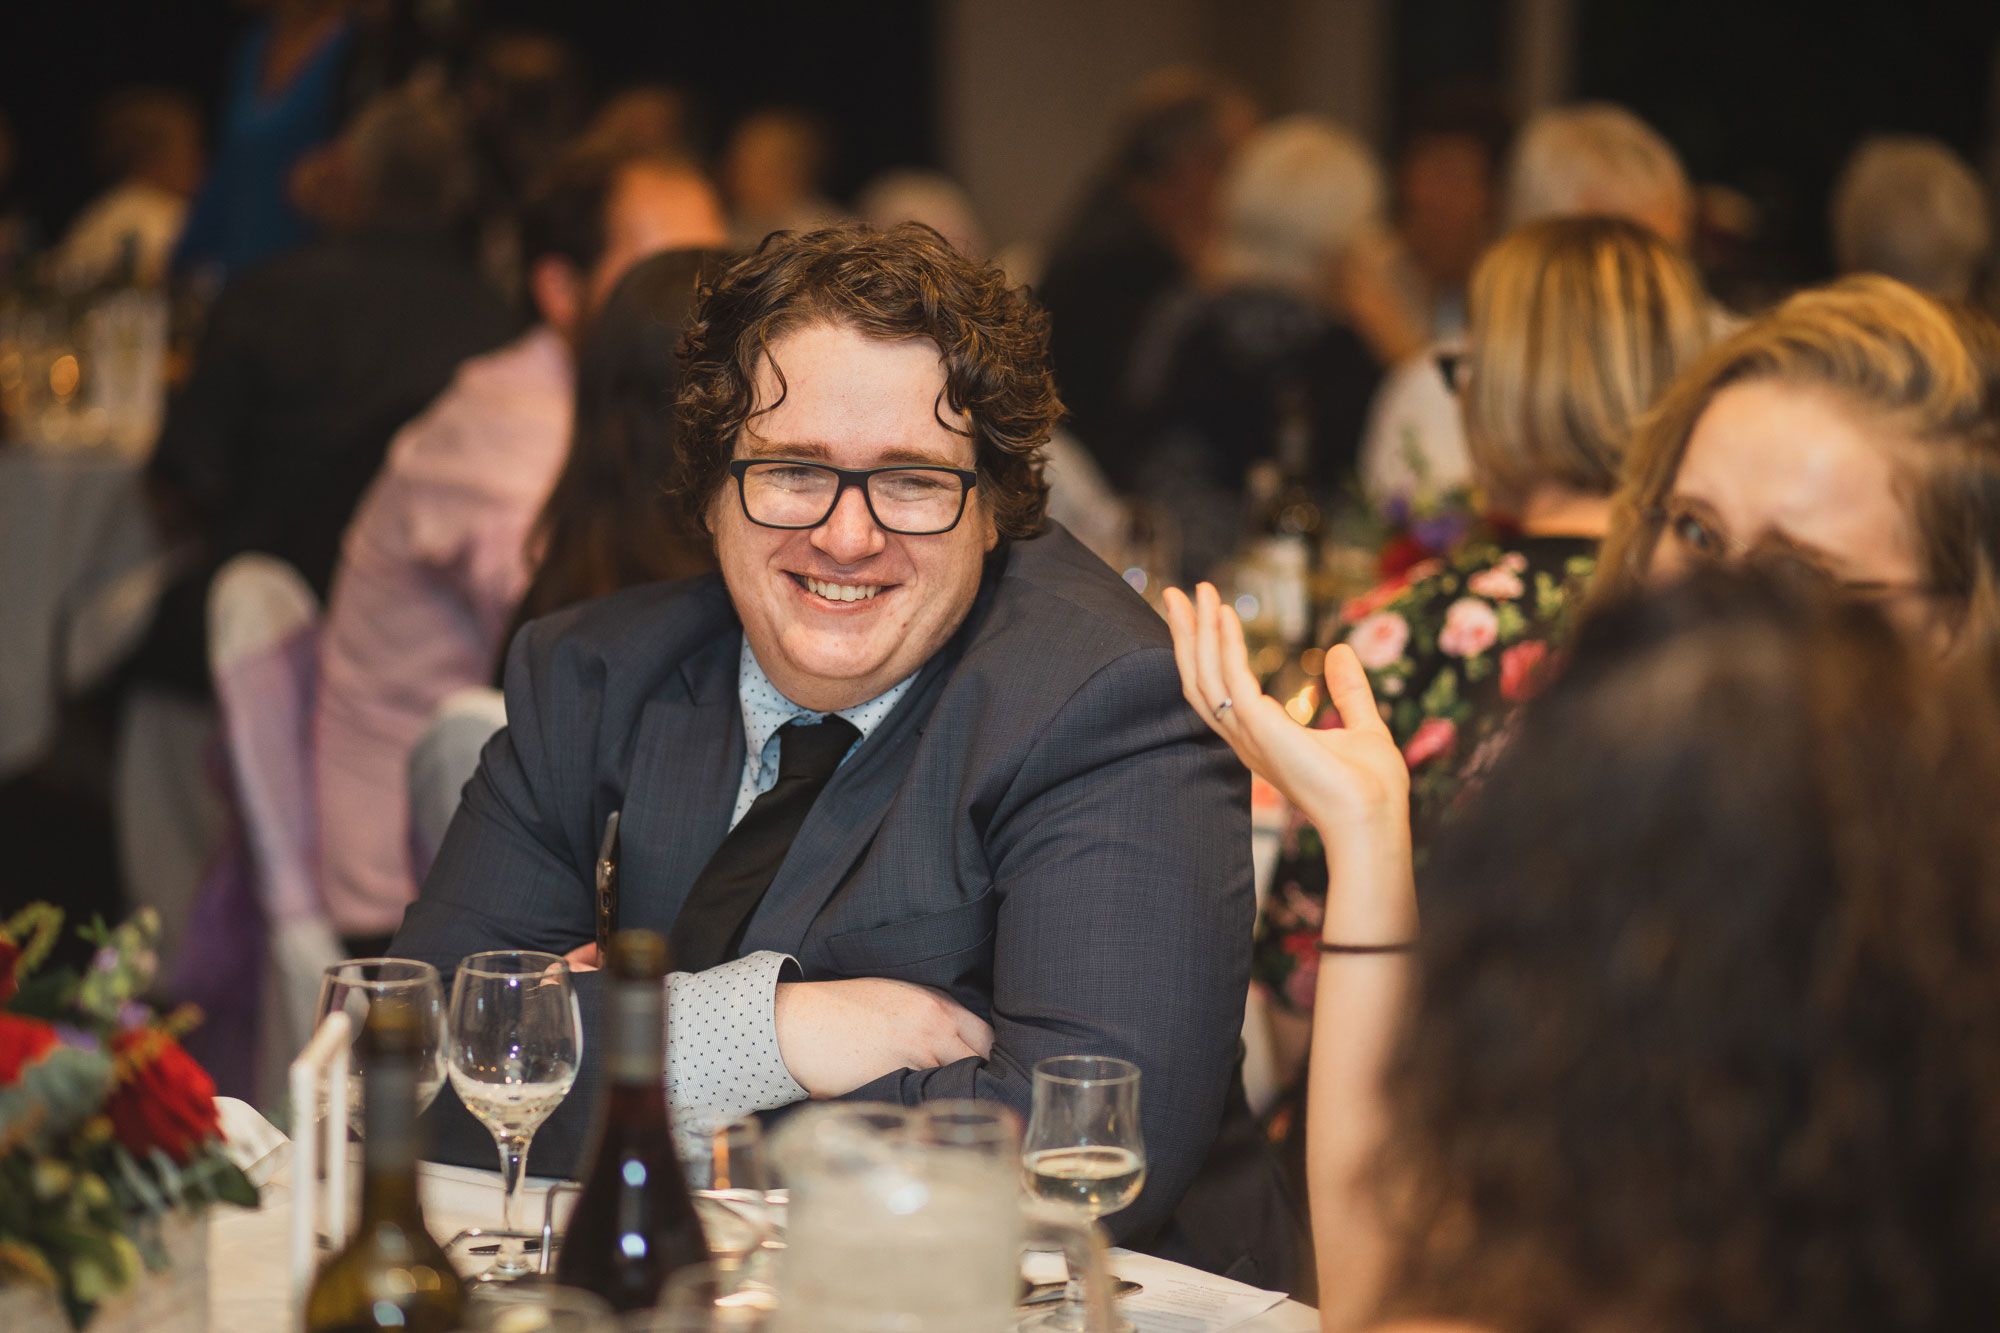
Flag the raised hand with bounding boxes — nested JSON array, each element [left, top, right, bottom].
[[1163, 583, 1408, 842]]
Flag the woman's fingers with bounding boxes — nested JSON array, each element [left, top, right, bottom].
[[1214, 597, 1266, 717], [1191, 582, 1232, 720], [1162, 587, 1208, 716], [1322, 643, 1392, 741]]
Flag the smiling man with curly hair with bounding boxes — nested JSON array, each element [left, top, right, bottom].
[[395, 224, 1292, 1284]]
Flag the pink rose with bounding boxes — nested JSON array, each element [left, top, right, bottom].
[[1501, 551, 1528, 573], [1500, 639, 1550, 702], [1437, 598, 1500, 658], [1466, 566, 1524, 600], [1347, 611, 1411, 670], [1403, 716, 1458, 767]]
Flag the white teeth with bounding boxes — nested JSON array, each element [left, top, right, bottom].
[[804, 577, 883, 603]]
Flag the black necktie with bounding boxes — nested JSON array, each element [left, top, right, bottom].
[[671, 715, 861, 972]]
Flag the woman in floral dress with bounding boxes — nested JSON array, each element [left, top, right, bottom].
[[1254, 216, 1713, 1063]]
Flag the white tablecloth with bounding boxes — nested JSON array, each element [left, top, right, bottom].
[[208, 1160, 1318, 1331]]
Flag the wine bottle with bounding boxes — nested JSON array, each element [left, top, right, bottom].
[[554, 929, 711, 1310], [304, 996, 466, 1333]]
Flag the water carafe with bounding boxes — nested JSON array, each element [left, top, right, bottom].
[[770, 1101, 1115, 1333]]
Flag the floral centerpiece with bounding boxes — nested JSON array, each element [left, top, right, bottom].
[[0, 904, 255, 1329]]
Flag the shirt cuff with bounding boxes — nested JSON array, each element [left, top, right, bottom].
[[665, 950, 808, 1127]]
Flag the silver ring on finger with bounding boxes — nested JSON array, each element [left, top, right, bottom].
[[1213, 697, 1234, 720]]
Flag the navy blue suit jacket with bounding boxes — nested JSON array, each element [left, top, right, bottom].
[[394, 524, 1292, 1283]]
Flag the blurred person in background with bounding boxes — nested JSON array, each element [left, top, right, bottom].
[[1038, 68, 1257, 478], [171, 0, 357, 280], [1338, 88, 1512, 360], [857, 168, 988, 258], [1169, 563, 2000, 1332], [134, 80, 518, 702], [52, 88, 204, 291], [314, 145, 727, 952], [1124, 115, 1389, 582], [502, 247, 726, 653], [1595, 274, 2000, 659], [584, 84, 702, 163], [723, 106, 844, 249], [1359, 101, 1696, 506], [1249, 218, 1711, 1146], [1831, 134, 1991, 301], [462, 29, 589, 305]]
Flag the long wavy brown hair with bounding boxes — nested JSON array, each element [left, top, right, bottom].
[[1375, 564, 2000, 1332], [672, 223, 1060, 541], [503, 248, 725, 660]]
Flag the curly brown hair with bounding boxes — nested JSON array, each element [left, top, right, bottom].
[[673, 223, 1059, 540], [1376, 565, 2000, 1332]]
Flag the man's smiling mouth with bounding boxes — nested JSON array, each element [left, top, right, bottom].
[[793, 573, 886, 603]]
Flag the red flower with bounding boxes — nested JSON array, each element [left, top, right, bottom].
[[1500, 639, 1551, 703], [0, 937, 19, 1006], [1403, 717, 1458, 768], [107, 1029, 218, 1164], [1376, 534, 1429, 580], [0, 1013, 58, 1086]]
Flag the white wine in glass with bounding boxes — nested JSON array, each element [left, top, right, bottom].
[[447, 950, 583, 1281], [1021, 1055, 1146, 1333]]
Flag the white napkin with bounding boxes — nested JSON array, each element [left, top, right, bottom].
[[213, 1095, 289, 1187]]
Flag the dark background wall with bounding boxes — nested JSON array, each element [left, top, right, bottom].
[[2, 0, 1997, 283]]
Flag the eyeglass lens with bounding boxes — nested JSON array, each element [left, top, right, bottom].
[[741, 461, 967, 534]]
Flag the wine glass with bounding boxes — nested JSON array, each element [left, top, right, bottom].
[[316, 959, 446, 1135], [679, 1114, 774, 1296], [448, 950, 584, 1281], [1021, 1055, 1146, 1333]]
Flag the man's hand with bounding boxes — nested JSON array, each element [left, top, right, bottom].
[[774, 978, 994, 1099]]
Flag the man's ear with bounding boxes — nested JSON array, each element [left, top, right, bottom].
[[529, 256, 584, 341]]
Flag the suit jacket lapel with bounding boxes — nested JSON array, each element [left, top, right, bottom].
[[618, 630, 744, 937]]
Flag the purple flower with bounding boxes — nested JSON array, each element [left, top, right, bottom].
[[92, 946, 119, 974], [53, 1023, 101, 1053], [1413, 512, 1468, 553]]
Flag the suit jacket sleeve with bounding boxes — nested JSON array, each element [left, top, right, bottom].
[[845, 643, 1254, 1244]]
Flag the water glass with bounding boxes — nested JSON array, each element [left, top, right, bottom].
[[1022, 1056, 1146, 1333]]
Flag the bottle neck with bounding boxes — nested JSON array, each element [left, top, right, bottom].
[[359, 1055, 427, 1225], [608, 977, 667, 1088]]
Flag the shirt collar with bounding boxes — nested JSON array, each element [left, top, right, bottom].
[[737, 637, 916, 781]]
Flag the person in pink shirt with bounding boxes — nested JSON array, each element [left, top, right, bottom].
[[316, 141, 728, 950]]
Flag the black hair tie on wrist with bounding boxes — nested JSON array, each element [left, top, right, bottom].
[[1317, 940, 1416, 954]]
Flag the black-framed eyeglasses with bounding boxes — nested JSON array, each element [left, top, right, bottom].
[[727, 458, 980, 535]]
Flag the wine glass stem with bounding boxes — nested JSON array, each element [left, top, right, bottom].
[[494, 1130, 531, 1273]]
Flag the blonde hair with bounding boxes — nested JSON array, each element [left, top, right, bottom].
[[1215, 115, 1383, 293], [1595, 276, 2000, 646], [1504, 103, 1691, 243], [1831, 135, 1991, 300], [1462, 215, 1711, 513]]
